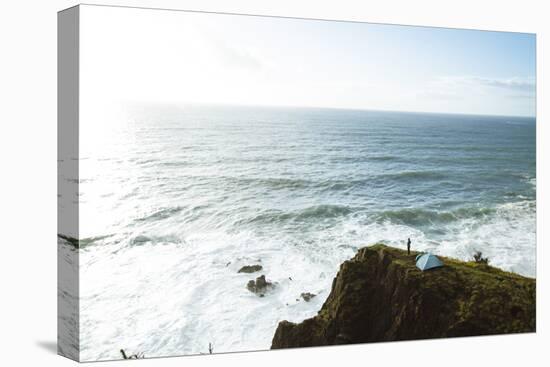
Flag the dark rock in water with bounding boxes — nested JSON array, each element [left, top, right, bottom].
[[238, 265, 263, 273], [300, 292, 316, 302], [271, 244, 536, 349], [247, 275, 274, 296], [131, 235, 151, 245], [256, 275, 269, 289]]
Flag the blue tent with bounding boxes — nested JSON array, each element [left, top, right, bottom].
[[416, 253, 443, 271]]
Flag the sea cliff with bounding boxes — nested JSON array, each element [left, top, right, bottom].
[[271, 244, 535, 348]]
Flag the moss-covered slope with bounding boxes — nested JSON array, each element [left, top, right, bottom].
[[271, 244, 535, 349]]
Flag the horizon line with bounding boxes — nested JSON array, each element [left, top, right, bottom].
[[127, 100, 536, 119]]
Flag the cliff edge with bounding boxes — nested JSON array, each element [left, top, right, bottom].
[[271, 244, 535, 348]]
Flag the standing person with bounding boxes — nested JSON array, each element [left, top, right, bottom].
[[407, 238, 411, 255]]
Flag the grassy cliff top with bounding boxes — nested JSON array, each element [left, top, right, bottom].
[[366, 243, 534, 286]]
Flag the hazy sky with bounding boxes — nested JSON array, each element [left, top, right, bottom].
[[80, 5, 536, 117]]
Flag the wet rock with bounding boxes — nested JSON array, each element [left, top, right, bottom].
[[300, 292, 316, 302], [238, 265, 263, 273], [130, 235, 151, 246], [246, 275, 274, 296]]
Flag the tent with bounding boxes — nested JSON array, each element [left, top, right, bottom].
[[416, 253, 443, 271]]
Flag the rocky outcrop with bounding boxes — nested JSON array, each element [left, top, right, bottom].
[[300, 292, 316, 302], [247, 275, 274, 296], [271, 244, 536, 349], [238, 265, 263, 273]]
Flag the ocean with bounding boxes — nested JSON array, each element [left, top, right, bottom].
[[60, 105, 536, 360]]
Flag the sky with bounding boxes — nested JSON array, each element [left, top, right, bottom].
[[80, 5, 536, 117]]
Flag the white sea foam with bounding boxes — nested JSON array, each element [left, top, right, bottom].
[[436, 200, 536, 276], [79, 228, 352, 360]]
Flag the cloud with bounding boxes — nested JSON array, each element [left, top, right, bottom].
[[201, 33, 263, 71], [417, 75, 535, 103], [411, 75, 535, 116], [438, 76, 535, 92], [215, 41, 263, 71], [474, 77, 535, 91]]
